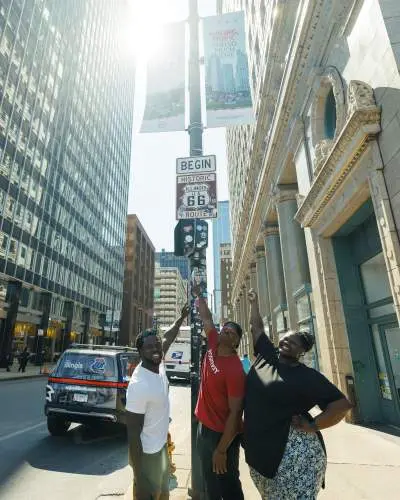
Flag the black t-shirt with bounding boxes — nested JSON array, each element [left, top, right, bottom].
[[244, 334, 344, 478]]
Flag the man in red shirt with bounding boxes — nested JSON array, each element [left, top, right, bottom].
[[193, 286, 245, 500]]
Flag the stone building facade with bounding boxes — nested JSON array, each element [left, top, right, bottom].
[[220, 243, 233, 324], [219, 0, 400, 426]]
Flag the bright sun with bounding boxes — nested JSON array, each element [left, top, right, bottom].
[[128, 1, 167, 61]]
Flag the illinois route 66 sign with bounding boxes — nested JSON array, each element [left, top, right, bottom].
[[176, 172, 217, 220]]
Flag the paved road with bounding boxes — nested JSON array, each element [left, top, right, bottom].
[[0, 377, 190, 500]]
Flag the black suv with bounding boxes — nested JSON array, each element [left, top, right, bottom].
[[44, 344, 139, 436]]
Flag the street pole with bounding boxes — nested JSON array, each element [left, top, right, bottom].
[[188, 1, 206, 498]]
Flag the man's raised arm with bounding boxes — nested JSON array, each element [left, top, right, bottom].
[[162, 304, 190, 355], [192, 285, 214, 336]]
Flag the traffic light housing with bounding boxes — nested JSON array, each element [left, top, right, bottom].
[[174, 219, 208, 257]]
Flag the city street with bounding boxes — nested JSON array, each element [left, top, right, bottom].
[[0, 378, 191, 500]]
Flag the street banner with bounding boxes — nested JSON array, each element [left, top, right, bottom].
[[176, 173, 217, 220], [140, 22, 186, 133], [203, 11, 254, 128]]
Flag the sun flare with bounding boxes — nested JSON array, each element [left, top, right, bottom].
[[128, 1, 167, 61]]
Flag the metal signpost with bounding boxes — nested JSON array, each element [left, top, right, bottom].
[[173, 1, 218, 498]]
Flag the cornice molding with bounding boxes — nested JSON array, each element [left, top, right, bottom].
[[295, 81, 380, 228]]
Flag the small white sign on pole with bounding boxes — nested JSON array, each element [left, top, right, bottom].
[[37, 329, 44, 337], [176, 155, 216, 175]]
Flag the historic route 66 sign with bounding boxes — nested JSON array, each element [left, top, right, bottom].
[[176, 173, 217, 220], [182, 183, 210, 208]]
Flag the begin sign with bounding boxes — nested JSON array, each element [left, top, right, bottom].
[[176, 155, 216, 175]]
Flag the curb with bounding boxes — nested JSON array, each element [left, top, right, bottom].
[[0, 373, 48, 382], [124, 482, 190, 500]]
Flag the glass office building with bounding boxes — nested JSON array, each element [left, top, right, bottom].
[[0, 0, 134, 364], [156, 249, 190, 281], [212, 200, 231, 323]]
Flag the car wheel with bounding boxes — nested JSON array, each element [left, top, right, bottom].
[[47, 416, 71, 436]]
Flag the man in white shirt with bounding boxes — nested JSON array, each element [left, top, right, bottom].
[[126, 304, 190, 500]]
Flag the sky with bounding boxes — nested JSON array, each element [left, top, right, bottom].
[[128, 0, 229, 292]]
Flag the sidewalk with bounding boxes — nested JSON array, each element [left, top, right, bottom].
[[125, 420, 400, 500], [0, 363, 54, 381]]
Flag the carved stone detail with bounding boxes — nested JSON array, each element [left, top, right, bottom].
[[262, 222, 280, 237], [296, 92, 381, 229], [346, 80, 376, 119], [255, 245, 265, 258], [274, 185, 298, 204], [314, 138, 333, 175], [311, 66, 346, 147]]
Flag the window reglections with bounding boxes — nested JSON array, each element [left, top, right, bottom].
[[0, 0, 133, 319], [324, 87, 337, 139]]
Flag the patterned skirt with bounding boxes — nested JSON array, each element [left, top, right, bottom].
[[250, 427, 327, 499]]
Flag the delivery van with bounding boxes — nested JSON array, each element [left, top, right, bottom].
[[163, 326, 191, 381]]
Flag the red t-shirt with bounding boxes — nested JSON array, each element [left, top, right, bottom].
[[195, 328, 245, 432]]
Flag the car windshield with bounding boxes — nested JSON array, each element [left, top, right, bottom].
[[119, 353, 138, 381], [55, 352, 117, 381]]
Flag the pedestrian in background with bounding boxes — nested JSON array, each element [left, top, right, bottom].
[[125, 305, 189, 500], [193, 285, 245, 500], [5, 351, 13, 372], [241, 353, 251, 374], [244, 289, 352, 499], [18, 346, 29, 373]]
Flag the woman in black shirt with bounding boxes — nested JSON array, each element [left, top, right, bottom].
[[244, 290, 352, 499]]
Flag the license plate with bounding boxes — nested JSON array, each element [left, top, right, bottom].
[[73, 393, 88, 403], [166, 365, 175, 369]]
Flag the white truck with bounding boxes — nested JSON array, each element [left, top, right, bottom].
[[163, 326, 191, 381]]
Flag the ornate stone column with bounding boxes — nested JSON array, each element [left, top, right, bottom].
[[263, 223, 287, 342], [255, 244, 271, 334], [275, 185, 311, 329], [235, 298, 241, 325], [249, 262, 257, 292], [243, 280, 250, 335]]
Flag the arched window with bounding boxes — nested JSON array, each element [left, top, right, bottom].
[[324, 87, 337, 139]]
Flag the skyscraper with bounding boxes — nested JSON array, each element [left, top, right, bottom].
[[120, 215, 155, 347], [0, 0, 134, 365], [212, 200, 231, 323]]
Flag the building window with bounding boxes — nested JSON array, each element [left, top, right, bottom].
[[324, 87, 336, 139]]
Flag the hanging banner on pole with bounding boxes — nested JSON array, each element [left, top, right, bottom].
[[140, 22, 186, 133], [203, 11, 253, 128]]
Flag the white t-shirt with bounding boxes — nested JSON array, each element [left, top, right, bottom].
[[125, 362, 170, 454]]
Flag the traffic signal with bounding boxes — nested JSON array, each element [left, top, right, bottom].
[[174, 219, 208, 257], [174, 219, 195, 257], [194, 221, 208, 250]]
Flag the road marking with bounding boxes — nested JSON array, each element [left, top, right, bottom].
[[0, 421, 46, 443]]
